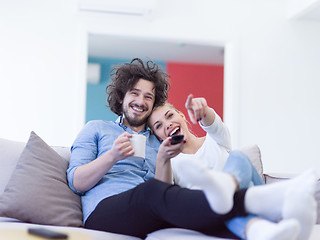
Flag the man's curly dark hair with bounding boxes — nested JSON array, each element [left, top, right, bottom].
[[106, 58, 171, 116]]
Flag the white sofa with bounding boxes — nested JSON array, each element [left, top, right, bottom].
[[0, 132, 320, 240]]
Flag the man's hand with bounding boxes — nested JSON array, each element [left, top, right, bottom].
[[110, 132, 135, 162]]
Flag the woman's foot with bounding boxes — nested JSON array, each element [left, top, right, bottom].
[[174, 158, 237, 214], [245, 169, 318, 222], [282, 173, 317, 240]]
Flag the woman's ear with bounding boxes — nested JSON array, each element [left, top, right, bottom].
[[180, 112, 187, 120]]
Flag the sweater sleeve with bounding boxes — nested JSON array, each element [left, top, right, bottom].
[[200, 108, 232, 151]]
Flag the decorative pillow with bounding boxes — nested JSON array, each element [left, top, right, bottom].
[[0, 131, 83, 226]]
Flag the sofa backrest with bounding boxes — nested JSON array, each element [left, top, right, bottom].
[[0, 138, 71, 195], [0, 137, 264, 195]]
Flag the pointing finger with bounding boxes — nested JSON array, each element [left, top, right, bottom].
[[185, 94, 193, 109]]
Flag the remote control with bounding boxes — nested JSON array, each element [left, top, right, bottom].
[[28, 228, 68, 239], [170, 135, 184, 145]]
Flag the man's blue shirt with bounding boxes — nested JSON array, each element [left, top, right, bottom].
[[67, 117, 160, 223]]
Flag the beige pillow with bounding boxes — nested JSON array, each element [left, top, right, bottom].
[[0, 131, 83, 226]]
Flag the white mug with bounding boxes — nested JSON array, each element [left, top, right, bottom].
[[129, 134, 146, 159]]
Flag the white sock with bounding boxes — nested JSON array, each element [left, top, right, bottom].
[[282, 171, 318, 240], [245, 170, 317, 222], [246, 218, 300, 240], [174, 158, 237, 214]]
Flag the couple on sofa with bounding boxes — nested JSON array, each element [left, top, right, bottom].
[[67, 58, 317, 240]]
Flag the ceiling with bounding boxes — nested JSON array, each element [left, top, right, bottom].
[[88, 34, 225, 65], [85, 0, 320, 66], [291, 1, 320, 21], [82, 0, 224, 65], [302, 6, 320, 21]]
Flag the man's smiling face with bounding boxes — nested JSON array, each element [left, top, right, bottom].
[[121, 78, 155, 131]]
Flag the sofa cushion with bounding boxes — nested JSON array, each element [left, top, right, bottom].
[[51, 146, 71, 163], [146, 228, 235, 240], [0, 131, 83, 227], [0, 138, 26, 194]]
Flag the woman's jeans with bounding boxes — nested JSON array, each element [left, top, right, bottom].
[[223, 150, 265, 239]]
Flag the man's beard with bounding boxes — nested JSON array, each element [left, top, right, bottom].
[[122, 104, 149, 127]]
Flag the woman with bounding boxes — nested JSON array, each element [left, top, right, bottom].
[[148, 94, 317, 240]]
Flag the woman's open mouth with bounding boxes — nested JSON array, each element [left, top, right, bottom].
[[169, 127, 180, 136]]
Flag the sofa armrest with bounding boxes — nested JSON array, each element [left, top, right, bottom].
[[263, 173, 320, 224], [263, 173, 297, 184]]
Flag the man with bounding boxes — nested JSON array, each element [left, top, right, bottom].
[[68, 58, 170, 195]]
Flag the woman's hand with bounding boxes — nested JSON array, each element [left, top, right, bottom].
[[155, 137, 185, 183], [158, 137, 184, 161], [185, 94, 215, 126]]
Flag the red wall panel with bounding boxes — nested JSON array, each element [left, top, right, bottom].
[[167, 62, 224, 137]]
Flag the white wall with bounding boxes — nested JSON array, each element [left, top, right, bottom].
[[1, 0, 320, 174], [0, 0, 87, 146], [184, 0, 320, 174]]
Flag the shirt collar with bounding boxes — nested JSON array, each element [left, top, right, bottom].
[[115, 115, 123, 125], [115, 115, 151, 134]]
